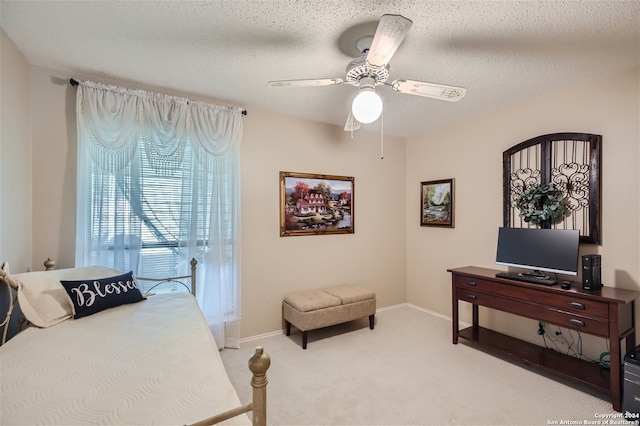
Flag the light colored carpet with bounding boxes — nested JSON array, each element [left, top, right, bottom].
[[220, 305, 615, 425]]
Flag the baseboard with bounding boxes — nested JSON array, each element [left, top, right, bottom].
[[376, 302, 407, 312], [240, 329, 285, 343], [405, 303, 472, 328], [238, 303, 470, 344], [405, 303, 450, 320]]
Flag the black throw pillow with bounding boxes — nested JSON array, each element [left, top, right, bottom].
[[61, 271, 146, 319]]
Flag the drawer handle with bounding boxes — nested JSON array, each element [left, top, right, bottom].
[[467, 281, 477, 287], [569, 319, 586, 327], [569, 302, 586, 310], [466, 294, 477, 300]]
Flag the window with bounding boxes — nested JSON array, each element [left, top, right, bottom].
[[85, 141, 213, 293], [75, 80, 243, 348]]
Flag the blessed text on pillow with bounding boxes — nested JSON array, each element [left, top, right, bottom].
[[61, 271, 146, 319], [8, 265, 123, 327]]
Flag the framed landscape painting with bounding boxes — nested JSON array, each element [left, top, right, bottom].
[[280, 171, 354, 237], [421, 178, 455, 228]]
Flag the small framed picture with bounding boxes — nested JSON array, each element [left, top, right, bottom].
[[280, 171, 354, 237], [421, 178, 455, 228]]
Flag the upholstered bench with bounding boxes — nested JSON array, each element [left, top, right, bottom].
[[283, 285, 376, 349]]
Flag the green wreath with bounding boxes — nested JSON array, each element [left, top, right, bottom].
[[515, 182, 567, 225]]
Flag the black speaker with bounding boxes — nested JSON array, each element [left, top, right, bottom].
[[582, 254, 602, 290]]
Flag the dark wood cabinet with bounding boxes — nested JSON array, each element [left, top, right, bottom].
[[449, 266, 640, 411]]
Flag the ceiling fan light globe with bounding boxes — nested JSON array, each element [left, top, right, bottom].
[[352, 88, 383, 124]]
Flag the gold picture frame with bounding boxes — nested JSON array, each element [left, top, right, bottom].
[[280, 171, 354, 237]]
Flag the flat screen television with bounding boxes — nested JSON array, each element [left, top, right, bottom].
[[495, 227, 580, 276]]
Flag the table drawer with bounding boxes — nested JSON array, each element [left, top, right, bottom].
[[457, 288, 610, 337], [544, 308, 609, 337], [457, 287, 547, 321], [455, 275, 609, 319]]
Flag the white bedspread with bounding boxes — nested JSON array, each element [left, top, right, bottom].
[[1, 292, 250, 425]]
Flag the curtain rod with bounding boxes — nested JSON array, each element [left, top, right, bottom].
[[69, 78, 247, 116]]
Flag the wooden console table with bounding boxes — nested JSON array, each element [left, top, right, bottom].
[[449, 266, 640, 411]]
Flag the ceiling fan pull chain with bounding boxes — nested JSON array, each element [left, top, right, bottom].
[[380, 111, 384, 160]]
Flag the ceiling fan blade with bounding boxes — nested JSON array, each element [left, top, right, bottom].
[[344, 109, 361, 132], [366, 14, 413, 68], [390, 79, 467, 102], [267, 78, 344, 88]]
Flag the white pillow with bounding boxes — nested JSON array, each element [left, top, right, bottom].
[[9, 266, 122, 328]]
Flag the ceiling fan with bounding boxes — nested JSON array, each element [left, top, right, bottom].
[[267, 14, 467, 131]]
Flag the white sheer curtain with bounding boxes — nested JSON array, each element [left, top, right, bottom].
[[75, 80, 243, 348]]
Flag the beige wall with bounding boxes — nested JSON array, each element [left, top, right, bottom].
[[24, 66, 407, 338], [405, 68, 640, 356], [241, 110, 407, 336], [30, 68, 77, 268], [0, 29, 32, 272], [241, 109, 407, 336]]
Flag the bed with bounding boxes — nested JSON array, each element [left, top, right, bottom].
[[0, 259, 269, 426]]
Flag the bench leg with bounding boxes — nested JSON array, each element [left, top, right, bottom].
[[302, 331, 308, 350], [285, 321, 291, 336], [369, 314, 375, 330]]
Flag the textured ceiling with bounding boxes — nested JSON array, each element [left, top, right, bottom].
[[1, 0, 639, 138]]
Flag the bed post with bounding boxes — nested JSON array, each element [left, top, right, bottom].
[[248, 346, 270, 426], [0, 264, 16, 345], [190, 258, 197, 296]]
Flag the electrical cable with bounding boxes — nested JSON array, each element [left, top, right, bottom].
[[539, 324, 603, 363]]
